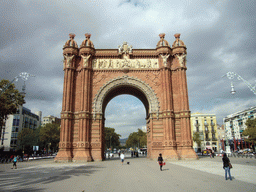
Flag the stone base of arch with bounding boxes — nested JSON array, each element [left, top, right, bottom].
[[72, 149, 92, 162], [178, 147, 199, 160], [54, 148, 72, 162]]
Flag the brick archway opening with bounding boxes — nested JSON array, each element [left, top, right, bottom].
[[102, 86, 149, 160]]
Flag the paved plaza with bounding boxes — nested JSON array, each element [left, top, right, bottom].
[[0, 155, 255, 192]]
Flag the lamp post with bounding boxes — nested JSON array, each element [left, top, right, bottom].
[[0, 72, 35, 95], [223, 72, 256, 95]]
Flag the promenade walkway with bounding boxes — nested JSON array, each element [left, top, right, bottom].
[[0, 156, 255, 192]]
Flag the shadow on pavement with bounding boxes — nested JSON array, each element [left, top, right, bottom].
[[14, 187, 46, 192], [39, 165, 104, 184]]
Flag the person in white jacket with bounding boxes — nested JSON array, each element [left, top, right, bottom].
[[120, 152, 125, 165]]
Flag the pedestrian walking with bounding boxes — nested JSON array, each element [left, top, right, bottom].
[[222, 153, 232, 180], [11, 155, 17, 169], [120, 152, 125, 165], [157, 153, 164, 171]]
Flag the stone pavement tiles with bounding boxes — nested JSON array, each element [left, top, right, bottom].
[[0, 158, 255, 192]]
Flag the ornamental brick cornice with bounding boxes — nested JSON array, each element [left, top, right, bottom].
[[171, 67, 187, 71], [171, 46, 187, 56], [174, 111, 191, 118], [156, 46, 172, 55], [79, 47, 95, 56], [63, 47, 79, 55], [132, 49, 158, 56], [94, 50, 119, 57], [164, 140, 177, 147], [61, 112, 74, 119]]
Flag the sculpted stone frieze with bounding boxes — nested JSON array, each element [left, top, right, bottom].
[[92, 58, 159, 69]]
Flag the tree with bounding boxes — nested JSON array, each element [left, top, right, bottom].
[[39, 123, 60, 153], [17, 128, 36, 154], [243, 118, 256, 142], [193, 132, 202, 152], [0, 79, 25, 140], [126, 129, 147, 148], [104, 127, 121, 150]]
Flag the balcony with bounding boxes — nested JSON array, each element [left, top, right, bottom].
[[212, 138, 217, 141], [204, 122, 209, 126], [194, 123, 200, 126], [211, 122, 215, 126], [205, 138, 211, 141]]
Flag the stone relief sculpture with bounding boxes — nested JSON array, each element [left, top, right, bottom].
[[92, 58, 159, 69], [118, 42, 133, 54], [64, 54, 75, 67], [81, 54, 91, 67], [176, 53, 187, 67], [160, 54, 170, 67]]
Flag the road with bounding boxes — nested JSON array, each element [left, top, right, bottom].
[[0, 155, 255, 192]]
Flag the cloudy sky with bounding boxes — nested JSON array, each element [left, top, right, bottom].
[[1, 0, 256, 138]]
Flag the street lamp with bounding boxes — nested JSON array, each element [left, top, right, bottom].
[[223, 72, 256, 95], [0, 72, 35, 95]]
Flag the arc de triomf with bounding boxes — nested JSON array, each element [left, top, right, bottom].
[[55, 33, 197, 162]]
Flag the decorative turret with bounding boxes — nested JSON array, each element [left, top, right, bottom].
[[81, 33, 94, 48], [64, 33, 78, 48], [172, 33, 186, 48], [63, 34, 79, 70], [172, 33, 186, 55], [156, 33, 172, 56], [80, 33, 95, 58], [157, 33, 170, 48], [156, 33, 172, 68], [172, 33, 187, 68]]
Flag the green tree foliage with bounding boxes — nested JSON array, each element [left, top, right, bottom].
[[17, 128, 36, 154], [126, 128, 147, 148], [193, 132, 202, 149], [243, 118, 256, 142], [39, 123, 60, 153], [104, 127, 121, 150], [0, 79, 25, 139]]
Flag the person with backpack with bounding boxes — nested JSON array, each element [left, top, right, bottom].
[[12, 155, 17, 169], [222, 153, 232, 180]]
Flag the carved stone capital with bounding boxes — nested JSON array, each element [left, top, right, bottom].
[[156, 46, 172, 55], [63, 47, 78, 55], [79, 47, 95, 56], [172, 46, 186, 56]]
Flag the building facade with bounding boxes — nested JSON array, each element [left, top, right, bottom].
[[42, 115, 61, 126], [0, 106, 42, 151], [190, 112, 219, 152], [223, 106, 256, 140]]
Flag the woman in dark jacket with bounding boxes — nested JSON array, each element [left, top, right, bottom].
[[158, 153, 163, 171], [222, 153, 232, 180]]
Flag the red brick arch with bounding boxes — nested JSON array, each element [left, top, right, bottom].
[[55, 34, 197, 162]]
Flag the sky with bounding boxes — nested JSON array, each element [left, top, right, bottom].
[[1, 0, 256, 138]]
